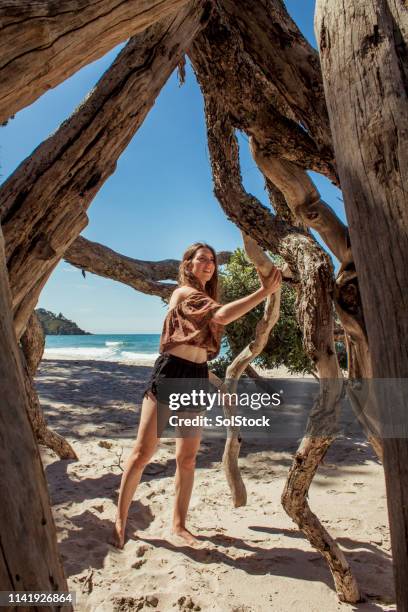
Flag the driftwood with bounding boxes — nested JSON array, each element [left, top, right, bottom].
[[280, 311, 360, 602], [316, 2, 408, 606], [250, 153, 350, 264], [0, 0, 405, 603], [202, 95, 360, 601], [189, 9, 337, 181], [0, 1, 208, 340], [226, 233, 285, 380], [21, 313, 77, 460], [20, 311, 45, 376], [222, 232, 284, 508], [251, 146, 382, 460], [0, 227, 69, 606], [64, 236, 231, 299], [191, 7, 371, 397], [0, 0, 192, 124], [216, 0, 333, 155]]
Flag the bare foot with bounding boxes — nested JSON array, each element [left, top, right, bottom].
[[110, 520, 125, 549], [171, 526, 201, 547]]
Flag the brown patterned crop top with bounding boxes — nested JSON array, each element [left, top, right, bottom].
[[159, 290, 225, 360]]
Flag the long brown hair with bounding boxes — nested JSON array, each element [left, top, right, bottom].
[[178, 242, 219, 300]]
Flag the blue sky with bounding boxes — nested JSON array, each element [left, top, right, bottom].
[[0, 0, 343, 333]]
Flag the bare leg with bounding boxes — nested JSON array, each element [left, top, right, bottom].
[[111, 392, 168, 548], [172, 427, 202, 546]]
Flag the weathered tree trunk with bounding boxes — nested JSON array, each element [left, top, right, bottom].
[[316, 0, 408, 612], [316, 2, 408, 607], [282, 436, 359, 603], [0, 1, 207, 339], [262, 165, 361, 599], [0, 226, 69, 608], [249, 152, 350, 264], [0, 0, 191, 124], [64, 236, 231, 299], [21, 313, 77, 460]]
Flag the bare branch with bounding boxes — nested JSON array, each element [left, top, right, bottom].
[[0, 0, 191, 123], [190, 9, 337, 180], [216, 0, 333, 153], [251, 146, 351, 264], [64, 236, 232, 299], [226, 232, 281, 381]]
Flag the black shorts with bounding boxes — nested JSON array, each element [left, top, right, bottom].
[[142, 352, 210, 412]]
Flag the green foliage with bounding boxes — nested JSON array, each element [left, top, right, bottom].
[[335, 341, 347, 370], [36, 308, 91, 335], [211, 248, 314, 377]]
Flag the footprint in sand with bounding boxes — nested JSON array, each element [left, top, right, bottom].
[[131, 558, 147, 570], [135, 544, 150, 557], [112, 595, 159, 611], [176, 595, 201, 611]]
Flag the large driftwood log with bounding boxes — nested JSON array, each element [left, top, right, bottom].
[[21, 356, 78, 461], [204, 96, 359, 603], [21, 313, 78, 460], [0, 1, 207, 339], [64, 236, 231, 299], [281, 323, 360, 603], [0, 227, 69, 606], [316, 2, 408, 607], [0, 0, 191, 124]]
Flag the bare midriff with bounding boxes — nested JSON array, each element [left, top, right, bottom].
[[165, 343, 207, 363]]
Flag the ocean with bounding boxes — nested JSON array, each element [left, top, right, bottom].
[[44, 334, 227, 363]]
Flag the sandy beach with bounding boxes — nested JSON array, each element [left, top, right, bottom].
[[36, 358, 395, 612]]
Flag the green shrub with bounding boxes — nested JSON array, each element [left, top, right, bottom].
[[210, 248, 316, 377]]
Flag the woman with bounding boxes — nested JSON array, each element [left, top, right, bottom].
[[111, 242, 281, 548]]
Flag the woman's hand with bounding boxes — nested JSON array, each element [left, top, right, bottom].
[[258, 266, 282, 294]]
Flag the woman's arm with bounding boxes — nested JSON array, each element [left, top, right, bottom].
[[212, 268, 281, 326]]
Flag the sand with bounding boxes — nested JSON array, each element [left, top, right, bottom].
[[36, 358, 395, 612]]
